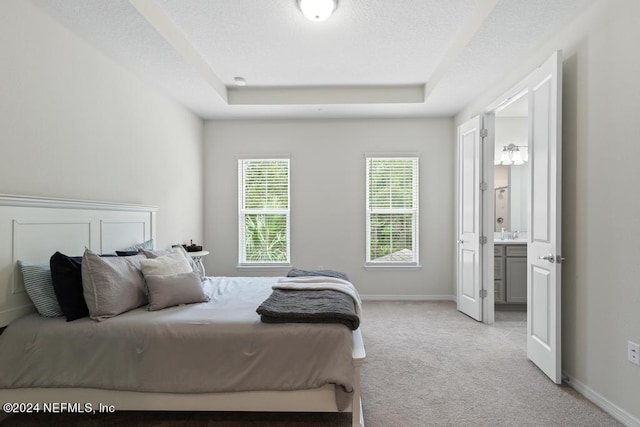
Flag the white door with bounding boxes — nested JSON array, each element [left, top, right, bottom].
[[457, 116, 483, 321], [527, 51, 563, 384]]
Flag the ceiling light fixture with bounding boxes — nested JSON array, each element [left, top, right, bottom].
[[298, 0, 337, 22], [234, 77, 247, 87]]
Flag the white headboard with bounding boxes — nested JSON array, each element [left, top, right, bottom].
[[0, 194, 157, 327]]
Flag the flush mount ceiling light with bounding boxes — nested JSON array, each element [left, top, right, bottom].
[[234, 76, 247, 87], [298, 0, 337, 22]]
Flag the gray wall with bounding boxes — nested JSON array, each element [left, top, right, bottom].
[[0, 0, 204, 250], [204, 118, 455, 298], [456, 0, 640, 421]]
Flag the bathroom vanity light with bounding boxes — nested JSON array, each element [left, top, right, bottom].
[[496, 144, 528, 166], [298, 0, 337, 22]]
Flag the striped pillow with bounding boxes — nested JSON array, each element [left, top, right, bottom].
[[18, 261, 63, 317]]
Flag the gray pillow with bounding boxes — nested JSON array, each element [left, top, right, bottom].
[[145, 271, 209, 311], [81, 249, 147, 321], [18, 261, 63, 318], [141, 248, 169, 258]]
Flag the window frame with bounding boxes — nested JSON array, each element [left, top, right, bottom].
[[237, 157, 291, 268], [365, 155, 420, 268]]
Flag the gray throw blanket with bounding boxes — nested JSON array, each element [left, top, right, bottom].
[[286, 268, 349, 281], [257, 289, 360, 330]]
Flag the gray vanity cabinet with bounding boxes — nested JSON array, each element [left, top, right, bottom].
[[495, 244, 527, 304], [494, 245, 506, 303]]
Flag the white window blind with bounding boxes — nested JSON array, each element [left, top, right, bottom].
[[238, 158, 290, 265], [366, 157, 419, 265]]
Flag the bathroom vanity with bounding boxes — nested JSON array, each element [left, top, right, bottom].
[[494, 241, 527, 304]]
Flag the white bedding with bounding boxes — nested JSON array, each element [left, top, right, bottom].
[[0, 276, 355, 410]]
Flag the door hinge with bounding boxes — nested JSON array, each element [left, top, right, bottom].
[[480, 182, 488, 191], [480, 289, 488, 298], [480, 236, 487, 245], [480, 128, 488, 138]]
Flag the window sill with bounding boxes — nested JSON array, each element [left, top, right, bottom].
[[236, 264, 292, 272], [364, 263, 422, 270]]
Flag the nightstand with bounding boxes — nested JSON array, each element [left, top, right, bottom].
[[187, 250, 210, 276]]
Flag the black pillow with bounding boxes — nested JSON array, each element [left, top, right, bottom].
[[115, 250, 139, 257], [50, 251, 88, 321]]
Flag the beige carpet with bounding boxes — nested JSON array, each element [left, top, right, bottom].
[[2, 301, 620, 426], [360, 301, 620, 426]]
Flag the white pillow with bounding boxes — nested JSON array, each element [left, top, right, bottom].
[[142, 246, 203, 279], [140, 251, 192, 277]]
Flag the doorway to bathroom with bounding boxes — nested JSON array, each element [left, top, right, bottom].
[[456, 51, 564, 383], [492, 92, 529, 350]]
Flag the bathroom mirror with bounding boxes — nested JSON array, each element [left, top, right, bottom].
[[494, 164, 528, 232], [494, 95, 529, 233]]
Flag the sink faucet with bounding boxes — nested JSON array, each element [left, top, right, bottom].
[[512, 230, 519, 239]]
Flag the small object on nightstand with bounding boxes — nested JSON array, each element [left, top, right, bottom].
[[184, 240, 203, 252]]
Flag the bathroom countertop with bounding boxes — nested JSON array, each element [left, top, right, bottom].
[[494, 239, 527, 245]]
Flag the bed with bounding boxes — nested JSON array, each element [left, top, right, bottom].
[[0, 194, 365, 427]]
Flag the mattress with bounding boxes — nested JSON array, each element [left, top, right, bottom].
[[0, 276, 355, 409]]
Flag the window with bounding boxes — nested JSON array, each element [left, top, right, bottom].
[[366, 156, 419, 265], [238, 158, 290, 265]]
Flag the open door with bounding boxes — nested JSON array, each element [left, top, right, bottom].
[[527, 51, 563, 383], [457, 116, 484, 321]]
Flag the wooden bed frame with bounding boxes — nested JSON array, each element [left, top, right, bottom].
[[0, 194, 365, 427]]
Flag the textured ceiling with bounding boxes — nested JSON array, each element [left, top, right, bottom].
[[33, 0, 594, 119], [154, 0, 478, 87]]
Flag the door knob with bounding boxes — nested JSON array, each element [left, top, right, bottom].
[[538, 254, 555, 263], [457, 239, 465, 244]]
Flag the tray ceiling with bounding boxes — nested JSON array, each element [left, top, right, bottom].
[[33, 0, 594, 119]]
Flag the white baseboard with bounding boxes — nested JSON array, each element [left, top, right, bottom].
[[563, 371, 640, 427], [361, 294, 456, 302]]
